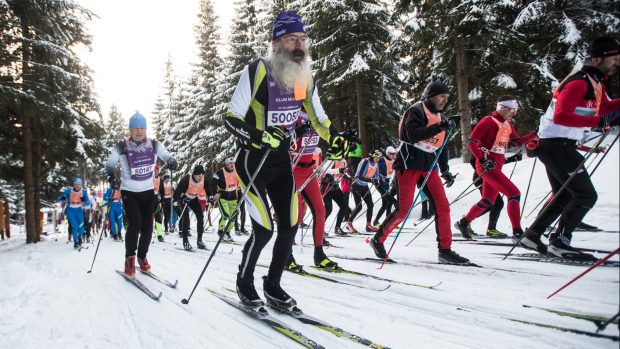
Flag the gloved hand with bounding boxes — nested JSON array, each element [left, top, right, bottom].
[[479, 157, 496, 171], [207, 196, 215, 204], [180, 195, 192, 205], [599, 111, 620, 128], [371, 176, 380, 185], [294, 122, 313, 138], [80, 196, 85, 202], [440, 114, 461, 130], [167, 158, 179, 171], [441, 171, 456, 187], [113, 182, 120, 189], [505, 152, 523, 163], [261, 126, 286, 149], [326, 133, 348, 160]]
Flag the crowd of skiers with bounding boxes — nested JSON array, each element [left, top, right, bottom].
[[53, 11, 619, 310]]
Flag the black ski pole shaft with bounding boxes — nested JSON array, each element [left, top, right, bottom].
[[182, 149, 271, 305], [87, 189, 115, 273], [520, 158, 537, 219], [597, 311, 620, 333], [504, 129, 612, 260], [348, 184, 376, 223], [405, 169, 487, 247]]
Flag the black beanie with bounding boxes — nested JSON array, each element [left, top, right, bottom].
[[424, 80, 451, 99], [192, 165, 205, 175], [586, 36, 619, 59]]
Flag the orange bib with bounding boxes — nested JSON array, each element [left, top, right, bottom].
[[413, 103, 446, 153], [385, 158, 394, 176], [153, 177, 160, 194], [186, 176, 206, 200], [489, 117, 512, 154], [223, 169, 239, 192], [363, 161, 377, 179], [69, 190, 83, 207]]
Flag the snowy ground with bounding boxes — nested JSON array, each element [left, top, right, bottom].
[[1, 135, 618, 349]]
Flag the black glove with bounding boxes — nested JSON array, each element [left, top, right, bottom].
[[479, 157, 496, 171], [599, 112, 620, 128], [208, 196, 215, 204], [294, 123, 313, 138], [441, 171, 456, 188], [107, 175, 115, 187], [180, 195, 192, 205], [167, 158, 179, 171], [439, 114, 461, 130], [505, 152, 523, 164], [113, 182, 120, 189], [371, 177, 379, 185]]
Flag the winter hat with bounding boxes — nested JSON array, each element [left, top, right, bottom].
[[224, 157, 235, 165], [586, 36, 620, 59], [370, 149, 383, 158], [385, 146, 396, 155], [423, 81, 451, 99], [73, 178, 83, 185], [129, 112, 147, 129], [192, 165, 205, 175], [272, 11, 305, 40]]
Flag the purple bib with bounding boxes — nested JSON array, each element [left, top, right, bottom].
[[125, 138, 156, 181], [297, 111, 319, 155], [266, 60, 302, 136]]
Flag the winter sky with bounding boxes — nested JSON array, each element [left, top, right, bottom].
[[77, 0, 235, 128]]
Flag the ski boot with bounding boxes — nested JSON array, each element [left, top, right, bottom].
[[345, 221, 358, 234], [334, 226, 348, 236], [574, 221, 601, 232], [365, 221, 379, 233], [73, 242, 80, 250], [454, 218, 475, 240], [157, 235, 164, 243], [520, 229, 547, 255], [369, 236, 387, 259], [314, 248, 338, 270], [236, 276, 264, 308], [512, 228, 524, 243], [438, 249, 470, 265], [137, 256, 151, 273], [486, 229, 507, 238], [286, 255, 304, 273], [182, 237, 193, 251], [124, 256, 136, 277], [263, 276, 298, 312], [548, 237, 596, 261], [196, 239, 207, 250]]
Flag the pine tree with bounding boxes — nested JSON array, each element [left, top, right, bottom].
[[152, 55, 178, 148], [103, 105, 128, 150]]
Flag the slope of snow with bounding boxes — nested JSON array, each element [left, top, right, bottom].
[[0, 133, 618, 349]]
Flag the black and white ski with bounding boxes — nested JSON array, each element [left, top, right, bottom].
[[522, 305, 619, 329], [139, 270, 178, 288], [508, 256, 619, 267], [115, 270, 162, 301], [207, 288, 324, 349], [280, 265, 391, 291]]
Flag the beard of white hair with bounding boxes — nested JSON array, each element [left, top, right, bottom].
[[267, 42, 312, 91]]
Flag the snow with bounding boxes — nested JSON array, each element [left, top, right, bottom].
[[492, 73, 518, 89], [469, 87, 482, 101], [0, 133, 618, 348], [559, 13, 580, 45]]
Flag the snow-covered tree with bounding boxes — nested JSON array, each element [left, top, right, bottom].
[[152, 56, 179, 149]]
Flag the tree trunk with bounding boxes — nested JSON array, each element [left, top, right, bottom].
[[454, 39, 472, 163], [33, 115, 42, 242], [22, 104, 37, 243], [355, 77, 368, 156]]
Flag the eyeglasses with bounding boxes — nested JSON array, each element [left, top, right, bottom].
[[282, 35, 307, 44]]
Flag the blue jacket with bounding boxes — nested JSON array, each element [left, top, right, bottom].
[[354, 158, 379, 186], [57, 188, 90, 209]]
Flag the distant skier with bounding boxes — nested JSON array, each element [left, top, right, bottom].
[[103, 181, 123, 241], [57, 178, 90, 249], [322, 158, 352, 236], [152, 165, 165, 242], [349, 150, 382, 233], [174, 165, 212, 251], [211, 158, 240, 243], [105, 112, 177, 277], [373, 146, 397, 227]]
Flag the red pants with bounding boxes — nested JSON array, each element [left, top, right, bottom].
[[378, 169, 452, 250], [294, 166, 326, 247], [464, 161, 521, 229]]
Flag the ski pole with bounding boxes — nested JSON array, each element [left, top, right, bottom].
[[297, 159, 333, 194], [504, 129, 612, 260], [520, 158, 537, 219], [182, 149, 271, 305], [380, 128, 454, 268], [597, 311, 620, 333], [348, 184, 376, 223], [87, 186, 117, 273], [405, 169, 487, 247], [547, 247, 619, 299]]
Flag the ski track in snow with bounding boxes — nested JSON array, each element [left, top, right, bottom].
[[0, 142, 618, 348]]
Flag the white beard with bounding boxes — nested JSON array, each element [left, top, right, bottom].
[[266, 45, 312, 91]]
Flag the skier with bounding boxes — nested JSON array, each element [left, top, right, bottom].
[[466, 150, 523, 238], [103, 181, 124, 241], [347, 141, 362, 176], [349, 150, 382, 233], [454, 95, 535, 241], [153, 165, 165, 242], [521, 36, 620, 259], [211, 157, 240, 243], [368, 80, 469, 264], [82, 188, 94, 243], [174, 165, 212, 250], [57, 178, 90, 249], [289, 110, 338, 270], [373, 146, 397, 227], [105, 112, 177, 277], [161, 174, 174, 233], [224, 11, 347, 309], [322, 158, 352, 236]]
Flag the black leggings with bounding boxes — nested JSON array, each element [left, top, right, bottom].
[[374, 185, 395, 224], [235, 199, 246, 231], [178, 198, 204, 241], [323, 186, 351, 228], [351, 184, 373, 222], [530, 139, 597, 242], [121, 189, 154, 258], [162, 198, 172, 231], [237, 149, 298, 284]]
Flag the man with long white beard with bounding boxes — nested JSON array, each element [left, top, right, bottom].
[[225, 11, 347, 310]]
